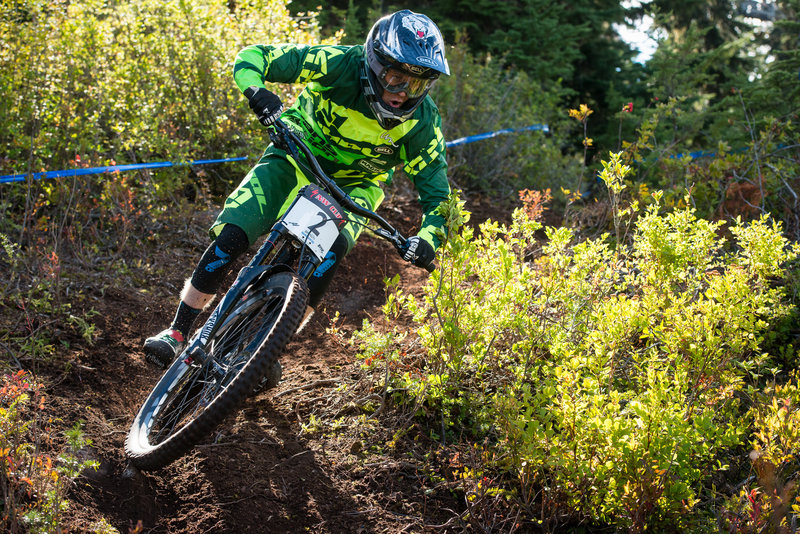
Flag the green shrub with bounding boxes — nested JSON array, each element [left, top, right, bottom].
[[614, 93, 800, 241], [353, 174, 799, 530], [0, 0, 331, 176], [719, 374, 800, 532], [0, 0, 334, 248]]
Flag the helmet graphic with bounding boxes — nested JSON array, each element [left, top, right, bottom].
[[362, 10, 449, 129]]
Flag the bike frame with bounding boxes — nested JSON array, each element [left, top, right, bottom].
[[180, 119, 413, 369]]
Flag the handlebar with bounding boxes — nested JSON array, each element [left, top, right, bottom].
[[268, 119, 436, 273]]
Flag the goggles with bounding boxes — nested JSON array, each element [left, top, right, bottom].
[[377, 65, 436, 99]]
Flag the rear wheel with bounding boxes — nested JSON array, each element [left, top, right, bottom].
[[126, 271, 308, 470]]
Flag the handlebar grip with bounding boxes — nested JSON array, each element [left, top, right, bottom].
[[425, 262, 437, 273]]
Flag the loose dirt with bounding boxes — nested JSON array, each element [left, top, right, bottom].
[[28, 191, 509, 533]]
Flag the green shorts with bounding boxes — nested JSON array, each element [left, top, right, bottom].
[[210, 149, 385, 254]]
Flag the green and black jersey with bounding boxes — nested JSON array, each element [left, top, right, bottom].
[[233, 43, 450, 248]]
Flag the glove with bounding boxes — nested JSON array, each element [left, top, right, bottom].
[[402, 236, 435, 269], [243, 86, 283, 126]]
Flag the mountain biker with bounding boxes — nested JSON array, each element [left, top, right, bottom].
[[142, 10, 452, 383]]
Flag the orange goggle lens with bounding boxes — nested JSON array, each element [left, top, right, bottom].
[[378, 67, 434, 98]]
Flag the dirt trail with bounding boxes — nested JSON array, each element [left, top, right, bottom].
[[44, 193, 482, 533]]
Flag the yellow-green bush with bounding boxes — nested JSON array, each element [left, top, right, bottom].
[[354, 174, 799, 530], [719, 376, 800, 531], [0, 0, 332, 177]]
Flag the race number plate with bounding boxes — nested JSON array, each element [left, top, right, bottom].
[[281, 187, 347, 260]]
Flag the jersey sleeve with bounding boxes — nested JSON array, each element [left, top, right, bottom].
[[233, 44, 352, 91], [403, 110, 451, 250]]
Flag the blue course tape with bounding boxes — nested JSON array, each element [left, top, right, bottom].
[[0, 123, 551, 184], [0, 157, 249, 184], [446, 124, 550, 148]]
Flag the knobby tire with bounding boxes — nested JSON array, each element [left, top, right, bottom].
[[125, 271, 309, 470]]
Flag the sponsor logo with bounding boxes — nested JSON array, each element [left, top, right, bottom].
[[329, 205, 343, 221], [380, 131, 398, 146], [375, 146, 394, 155], [205, 245, 231, 273], [313, 251, 338, 278], [404, 238, 419, 261], [415, 56, 437, 67], [199, 308, 218, 344], [405, 63, 427, 75], [308, 188, 344, 223], [285, 121, 307, 140], [358, 159, 385, 173]]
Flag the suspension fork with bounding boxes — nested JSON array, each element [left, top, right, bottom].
[[183, 224, 325, 364], [259, 223, 325, 281]]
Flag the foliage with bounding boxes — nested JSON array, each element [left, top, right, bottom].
[[755, 1, 800, 113], [352, 174, 799, 530], [0, 0, 335, 371], [0, 0, 330, 174], [588, 2, 799, 205], [431, 40, 578, 200], [0, 371, 100, 533], [0, 0, 334, 247], [569, 90, 800, 243], [715, 371, 800, 531], [662, 0, 750, 44]]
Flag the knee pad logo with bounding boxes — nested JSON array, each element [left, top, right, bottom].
[[313, 251, 337, 278], [205, 246, 231, 273]]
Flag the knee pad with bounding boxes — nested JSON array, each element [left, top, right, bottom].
[[191, 224, 249, 294]]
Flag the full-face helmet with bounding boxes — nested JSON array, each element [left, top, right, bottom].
[[363, 10, 450, 129]]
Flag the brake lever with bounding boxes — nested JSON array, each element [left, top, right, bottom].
[[268, 122, 293, 154]]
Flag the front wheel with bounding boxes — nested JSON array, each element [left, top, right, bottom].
[[126, 271, 308, 470]]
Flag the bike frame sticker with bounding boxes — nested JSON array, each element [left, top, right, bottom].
[[198, 305, 220, 346], [281, 187, 346, 260]]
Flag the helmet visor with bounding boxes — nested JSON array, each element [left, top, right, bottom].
[[377, 66, 436, 99]]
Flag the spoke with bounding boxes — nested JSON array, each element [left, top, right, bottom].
[[217, 294, 282, 379], [152, 365, 211, 442], [144, 290, 286, 446]]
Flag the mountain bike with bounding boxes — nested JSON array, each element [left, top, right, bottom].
[[125, 119, 434, 471]]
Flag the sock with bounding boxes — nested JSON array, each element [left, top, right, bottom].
[[170, 302, 201, 337]]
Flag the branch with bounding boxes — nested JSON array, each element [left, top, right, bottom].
[[273, 377, 342, 398]]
